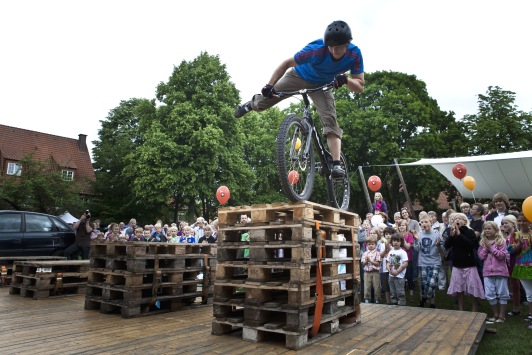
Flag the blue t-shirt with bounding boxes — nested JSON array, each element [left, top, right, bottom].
[[293, 39, 364, 85]]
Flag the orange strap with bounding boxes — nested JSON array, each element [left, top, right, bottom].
[[54, 272, 63, 293], [202, 254, 210, 303], [351, 226, 361, 319], [310, 221, 325, 337], [1, 266, 7, 286]]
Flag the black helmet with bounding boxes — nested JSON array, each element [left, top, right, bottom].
[[324, 21, 352, 46]]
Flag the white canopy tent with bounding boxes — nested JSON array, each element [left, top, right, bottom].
[[402, 150, 532, 199], [59, 211, 78, 224]]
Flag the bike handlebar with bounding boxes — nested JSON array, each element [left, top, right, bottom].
[[275, 81, 335, 98]]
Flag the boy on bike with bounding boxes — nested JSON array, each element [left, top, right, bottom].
[[234, 20, 365, 178]]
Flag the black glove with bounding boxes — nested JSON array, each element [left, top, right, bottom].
[[333, 74, 348, 89], [261, 84, 277, 98]]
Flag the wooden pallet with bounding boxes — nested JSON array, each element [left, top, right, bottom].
[[217, 201, 361, 227], [9, 260, 88, 299], [212, 298, 358, 350], [0, 256, 67, 286]]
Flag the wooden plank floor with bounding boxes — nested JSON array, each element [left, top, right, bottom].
[[0, 288, 485, 354]]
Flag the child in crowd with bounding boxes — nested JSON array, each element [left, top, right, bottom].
[[149, 223, 167, 242], [414, 215, 443, 308], [377, 227, 391, 304], [502, 214, 521, 317], [445, 213, 485, 311], [130, 227, 145, 241], [477, 221, 510, 323], [179, 226, 196, 243], [167, 226, 179, 243], [388, 233, 409, 306], [143, 229, 151, 241], [199, 225, 216, 243], [361, 236, 381, 303], [107, 223, 122, 242], [511, 212, 532, 326], [397, 219, 415, 299]]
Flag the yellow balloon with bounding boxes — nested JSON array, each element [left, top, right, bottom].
[[294, 138, 301, 150], [523, 196, 532, 222], [463, 176, 476, 191]]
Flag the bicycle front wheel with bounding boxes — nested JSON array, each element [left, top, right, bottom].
[[276, 114, 315, 202], [326, 152, 350, 210]]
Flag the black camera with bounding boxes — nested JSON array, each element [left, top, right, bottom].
[[85, 210, 91, 218]]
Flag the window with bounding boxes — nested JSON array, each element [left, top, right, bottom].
[[0, 213, 22, 232], [25, 214, 53, 232], [61, 170, 74, 181], [7, 162, 22, 176]]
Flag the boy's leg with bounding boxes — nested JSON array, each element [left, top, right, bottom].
[[363, 272, 372, 301], [372, 272, 381, 303], [389, 276, 397, 305], [396, 277, 407, 306], [427, 266, 440, 304]]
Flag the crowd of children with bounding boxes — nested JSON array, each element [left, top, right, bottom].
[[359, 191, 532, 330], [92, 217, 219, 245]]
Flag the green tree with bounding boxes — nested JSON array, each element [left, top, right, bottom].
[[90, 98, 158, 223], [463, 86, 532, 155], [0, 154, 83, 214], [127, 52, 254, 221]]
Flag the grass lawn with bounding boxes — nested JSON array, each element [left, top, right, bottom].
[[400, 286, 532, 354]]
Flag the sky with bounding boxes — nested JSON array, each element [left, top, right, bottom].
[[1, 0, 530, 159]]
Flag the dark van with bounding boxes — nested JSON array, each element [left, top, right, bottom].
[[0, 211, 75, 257]]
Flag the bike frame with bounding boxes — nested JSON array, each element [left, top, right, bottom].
[[298, 93, 334, 177]]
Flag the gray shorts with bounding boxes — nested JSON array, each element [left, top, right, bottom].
[[250, 69, 343, 138]]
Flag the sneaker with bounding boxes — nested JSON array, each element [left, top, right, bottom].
[[507, 310, 521, 316], [331, 165, 346, 178], [495, 318, 505, 323], [234, 101, 252, 118], [429, 304, 436, 309], [418, 298, 426, 308]]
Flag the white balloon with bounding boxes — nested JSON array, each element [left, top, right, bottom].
[[371, 215, 384, 227]]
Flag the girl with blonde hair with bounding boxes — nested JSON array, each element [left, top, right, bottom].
[[478, 221, 510, 322]]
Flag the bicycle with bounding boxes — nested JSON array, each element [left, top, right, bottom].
[[275, 82, 350, 210]]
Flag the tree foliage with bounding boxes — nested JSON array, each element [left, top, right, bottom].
[[0, 155, 83, 214], [463, 86, 532, 155]]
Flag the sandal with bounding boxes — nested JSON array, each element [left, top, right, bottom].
[[524, 314, 532, 321], [507, 310, 521, 316], [486, 317, 497, 322], [528, 324, 532, 330], [495, 318, 505, 323]]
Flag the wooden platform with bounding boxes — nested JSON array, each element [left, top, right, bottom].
[[0, 288, 485, 354]]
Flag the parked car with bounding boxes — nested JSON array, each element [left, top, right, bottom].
[[0, 210, 75, 257]]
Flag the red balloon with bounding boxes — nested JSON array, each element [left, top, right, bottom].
[[452, 163, 467, 180], [288, 170, 299, 185], [216, 186, 230, 205], [367, 175, 382, 192]]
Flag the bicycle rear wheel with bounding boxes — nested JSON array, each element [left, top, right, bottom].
[[326, 152, 350, 210], [276, 114, 315, 202]]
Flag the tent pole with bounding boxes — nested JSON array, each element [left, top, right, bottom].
[[358, 166, 373, 213], [394, 159, 416, 217]]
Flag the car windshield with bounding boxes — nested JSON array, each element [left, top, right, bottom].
[[0, 213, 22, 232]]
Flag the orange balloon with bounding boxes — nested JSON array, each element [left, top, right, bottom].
[[522, 196, 532, 222], [367, 175, 382, 192], [216, 186, 230, 205], [463, 176, 476, 191], [288, 170, 299, 185]]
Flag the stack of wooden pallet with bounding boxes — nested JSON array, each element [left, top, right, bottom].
[[85, 241, 216, 318], [9, 260, 88, 299], [212, 201, 361, 350], [0, 256, 67, 286]]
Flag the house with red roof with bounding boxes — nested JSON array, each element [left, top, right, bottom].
[[0, 124, 95, 194]]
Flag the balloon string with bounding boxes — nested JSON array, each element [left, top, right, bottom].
[[472, 190, 476, 203]]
